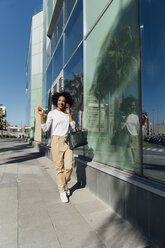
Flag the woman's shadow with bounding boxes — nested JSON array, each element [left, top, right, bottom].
[[70, 145, 94, 195]]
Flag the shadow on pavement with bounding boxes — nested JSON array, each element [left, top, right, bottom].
[[70, 182, 85, 196], [0, 152, 44, 165], [0, 142, 32, 153], [71, 155, 92, 195]]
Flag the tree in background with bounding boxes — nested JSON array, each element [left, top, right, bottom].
[[0, 107, 6, 137]]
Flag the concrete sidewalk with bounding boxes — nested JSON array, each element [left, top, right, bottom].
[[0, 139, 153, 248]]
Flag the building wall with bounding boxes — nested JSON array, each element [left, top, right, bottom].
[[26, 11, 43, 138]]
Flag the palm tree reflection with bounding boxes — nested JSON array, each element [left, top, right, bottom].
[[65, 72, 83, 128], [88, 25, 139, 169]]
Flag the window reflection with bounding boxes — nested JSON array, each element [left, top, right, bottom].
[[85, 0, 140, 171], [64, 45, 86, 156], [63, 0, 76, 26], [46, 60, 52, 92], [52, 38, 63, 82], [141, 0, 165, 182], [51, 0, 77, 56], [64, 0, 83, 64], [64, 45, 83, 128], [51, 7, 63, 56], [118, 97, 140, 168]]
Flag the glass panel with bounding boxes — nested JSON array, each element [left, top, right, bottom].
[[47, 40, 52, 67], [84, 0, 110, 35], [141, 0, 165, 182], [46, 60, 52, 92], [42, 93, 47, 109], [64, 45, 83, 130], [47, 0, 57, 28], [84, 0, 140, 172], [64, 0, 83, 64], [63, 0, 76, 26], [52, 37, 63, 82], [51, 7, 63, 56], [51, 27, 58, 56], [42, 73, 47, 108]]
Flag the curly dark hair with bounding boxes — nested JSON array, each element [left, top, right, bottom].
[[51, 92, 73, 107]]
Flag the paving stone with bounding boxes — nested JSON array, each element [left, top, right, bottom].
[[0, 223, 17, 245], [0, 139, 151, 248], [19, 224, 61, 248]]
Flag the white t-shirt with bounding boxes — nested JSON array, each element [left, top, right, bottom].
[[41, 109, 76, 137], [126, 113, 139, 136]]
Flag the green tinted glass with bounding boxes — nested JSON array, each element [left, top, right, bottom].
[[84, 0, 110, 35], [84, 0, 140, 173]]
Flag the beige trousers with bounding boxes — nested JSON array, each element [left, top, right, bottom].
[[51, 135, 73, 192], [127, 135, 139, 165]]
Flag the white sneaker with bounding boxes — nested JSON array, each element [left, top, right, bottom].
[[60, 191, 68, 203]]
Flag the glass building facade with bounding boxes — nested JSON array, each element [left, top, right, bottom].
[[36, 0, 165, 184], [26, 1, 165, 245]]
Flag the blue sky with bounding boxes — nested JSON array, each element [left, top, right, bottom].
[[140, 0, 165, 124], [0, 0, 43, 127]]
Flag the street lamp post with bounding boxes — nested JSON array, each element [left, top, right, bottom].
[[157, 107, 159, 134], [152, 109, 155, 134]]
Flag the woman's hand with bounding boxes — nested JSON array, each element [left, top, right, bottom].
[[38, 107, 45, 124], [144, 112, 148, 119], [38, 106, 44, 116], [66, 104, 73, 122], [66, 104, 71, 114]]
